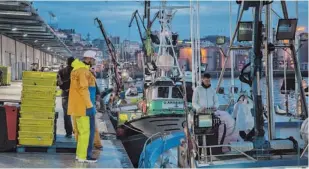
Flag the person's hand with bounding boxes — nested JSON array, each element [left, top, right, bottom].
[[86, 107, 96, 116], [96, 101, 100, 109], [197, 107, 206, 113], [96, 95, 100, 102]]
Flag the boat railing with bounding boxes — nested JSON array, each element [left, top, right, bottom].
[[139, 132, 165, 167], [300, 144, 308, 158], [195, 144, 257, 165]]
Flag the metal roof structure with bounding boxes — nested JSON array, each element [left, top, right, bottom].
[[0, 1, 72, 58]]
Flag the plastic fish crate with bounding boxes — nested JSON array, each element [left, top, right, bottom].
[[22, 78, 57, 87], [19, 131, 54, 140], [22, 71, 57, 79], [19, 111, 55, 119], [21, 93, 56, 101], [22, 86, 56, 100], [23, 85, 57, 92], [21, 98, 56, 107], [18, 138, 53, 146], [21, 105, 55, 113], [19, 118, 54, 126], [19, 125, 54, 133]]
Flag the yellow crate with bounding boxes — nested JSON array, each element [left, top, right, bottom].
[[21, 90, 56, 99], [18, 138, 54, 146], [21, 98, 56, 107], [21, 105, 55, 113], [19, 125, 54, 132], [19, 118, 54, 126], [22, 71, 57, 79], [19, 111, 55, 119], [23, 78, 57, 87], [23, 85, 57, 92], [19, 131, 54, 140]]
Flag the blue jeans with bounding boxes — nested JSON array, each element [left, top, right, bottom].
[[87, 115, 95, 159]]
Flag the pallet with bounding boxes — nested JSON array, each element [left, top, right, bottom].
[[0, 84, 11, 86], [16, 143, 76, 153], [16, 135, 77, 153]]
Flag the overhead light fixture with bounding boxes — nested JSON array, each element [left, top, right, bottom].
[[0, 10, 32, 16], [42, 44, 45, 47], [47, 47, 51, 50], [12, 27, 17, 31], [34, 40, 38, 43], [0, 2, 20, 6], [23, 34, 27, 37]]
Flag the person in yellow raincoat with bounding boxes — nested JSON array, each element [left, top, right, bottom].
[[73, 66, 102, 150], [68, 50, 97, 163]]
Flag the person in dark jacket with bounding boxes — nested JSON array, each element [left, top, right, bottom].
[[57, 57, 75, 138]]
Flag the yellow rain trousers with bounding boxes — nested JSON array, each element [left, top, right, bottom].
[[73, 122, 102, 148], [75, 116, 90, 160]]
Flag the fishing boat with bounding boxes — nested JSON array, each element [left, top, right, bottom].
[[105, 2, 190, 167], [116, 77, 185, 167], [138, 0, 308, 168]]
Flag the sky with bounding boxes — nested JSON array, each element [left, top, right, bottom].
[[33, 1, 309, 42]]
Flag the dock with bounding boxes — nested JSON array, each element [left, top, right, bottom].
[[0, 81, 133, 168]]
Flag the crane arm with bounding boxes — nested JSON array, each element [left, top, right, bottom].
[[95, 18, 122, 94]]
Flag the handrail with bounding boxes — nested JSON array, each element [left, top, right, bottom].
[[139, 132, 164, 167], [195, 144, 257, 165]]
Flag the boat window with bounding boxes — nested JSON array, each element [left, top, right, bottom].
[[157, 87, 169, 98], [172, 87, 182, 98]]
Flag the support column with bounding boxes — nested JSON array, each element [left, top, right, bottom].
[[251, 2, 265, 149], [15, 40, 17, 80], [0, 35, 2, 65], [25, 46, 28, 70], [32, 47, 35, 64]]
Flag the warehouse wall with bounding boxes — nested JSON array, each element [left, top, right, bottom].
[[0, 34, 61, 80], [26, 45, 34, 70]]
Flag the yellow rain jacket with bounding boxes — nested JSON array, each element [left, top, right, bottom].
[[68, 59, 96, 116]]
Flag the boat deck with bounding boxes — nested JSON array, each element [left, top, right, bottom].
[[0, 81, 133, 168]]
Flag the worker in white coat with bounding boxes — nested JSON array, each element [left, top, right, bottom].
[[214, 110, 239, 153], [192, 73, 218, 113], [232, 95, 255, 141]]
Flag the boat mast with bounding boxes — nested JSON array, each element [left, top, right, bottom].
[[294, 0, 299, 116], [265, 2, 275, 140], [250, 1, 265, 149], [153, 1, 186, 79], [229, 1, 235, 105], [190, 0, 201, 89]]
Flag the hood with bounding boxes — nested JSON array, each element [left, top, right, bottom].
[[71, 59, 90, 71]]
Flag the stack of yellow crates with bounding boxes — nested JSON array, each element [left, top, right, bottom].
[[0, 66, 11, 86], [19, 71, 57, 146]]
